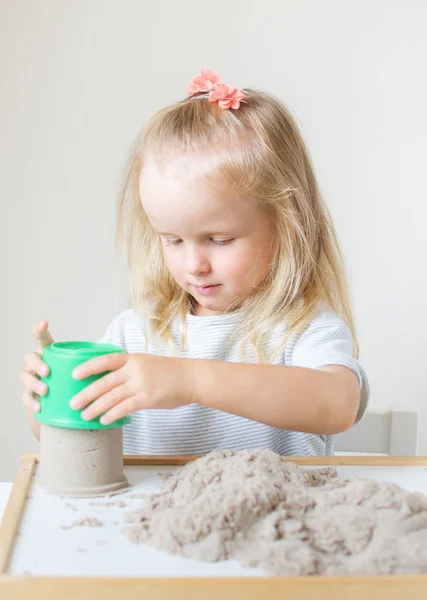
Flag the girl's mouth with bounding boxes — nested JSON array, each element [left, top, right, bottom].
[[194, 284, 221, 295]]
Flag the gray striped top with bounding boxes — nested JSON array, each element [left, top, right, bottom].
[[100, 306, 369, 456]]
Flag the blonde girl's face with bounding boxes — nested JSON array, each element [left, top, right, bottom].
[[139, 156, 276, 316]]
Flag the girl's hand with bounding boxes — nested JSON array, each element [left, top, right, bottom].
[[20, 321, 54, 413], [69, 353, 194, 425]]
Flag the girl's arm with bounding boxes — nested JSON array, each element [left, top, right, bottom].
[[190, 360, 360, 435]]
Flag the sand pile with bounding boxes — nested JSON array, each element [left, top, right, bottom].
[[123, 449, 427, 575]]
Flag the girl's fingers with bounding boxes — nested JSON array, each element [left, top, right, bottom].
[[20, 321, 53, 415], [20, 370, 48, 396], [99, 396, 136, 426], [22, 389, 40, 412], [80, 384, 129, 422], [33, 321, 55, 352], [70, 370, 126, 410], [24, 352, 49, 377]]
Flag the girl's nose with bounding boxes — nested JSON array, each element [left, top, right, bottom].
[[186, 245, 211, 276]]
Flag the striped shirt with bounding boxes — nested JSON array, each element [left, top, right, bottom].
[[100, 307, 369, 456]]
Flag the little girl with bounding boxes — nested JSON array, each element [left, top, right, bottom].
[[21, 69, 369, 456]]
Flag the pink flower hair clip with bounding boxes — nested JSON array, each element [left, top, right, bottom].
[[186, 69, 247, 110]]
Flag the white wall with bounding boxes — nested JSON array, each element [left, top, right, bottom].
[[1, 0, 426, 481]]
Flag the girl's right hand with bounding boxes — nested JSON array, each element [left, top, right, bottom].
[[20, 321, 55, 413]]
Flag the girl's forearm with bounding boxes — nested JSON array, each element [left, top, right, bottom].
[[188, 359, 360, 435]]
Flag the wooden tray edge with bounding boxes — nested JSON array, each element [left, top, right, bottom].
[[1, 574, 427, 599], [123, 454, 427, 466], [0, 455, 37, 574], [13, 453, 427, 466]]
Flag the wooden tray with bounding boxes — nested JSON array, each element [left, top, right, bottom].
[[1, 454, 427, 599]]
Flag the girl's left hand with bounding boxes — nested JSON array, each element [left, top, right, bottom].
[[69, 353, 194, 426]]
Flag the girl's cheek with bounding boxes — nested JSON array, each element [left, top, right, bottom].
[[218, 248, 251, 278], [163, 254, 180, 278], [163, 249, 178, 268]]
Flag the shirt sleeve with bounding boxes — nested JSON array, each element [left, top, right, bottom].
[[96, 309, 146, 352], [291, 309, 369, 425]]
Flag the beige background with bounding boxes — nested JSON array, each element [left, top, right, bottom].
[[1, 0, 426, 481]]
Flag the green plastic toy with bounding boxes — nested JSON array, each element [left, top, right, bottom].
[[34, 341, 131, 430]]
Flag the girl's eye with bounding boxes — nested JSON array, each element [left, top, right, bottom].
[[213, 238, 234, 246], [164, 238, 234, 246]]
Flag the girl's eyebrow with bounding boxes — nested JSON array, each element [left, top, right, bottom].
[[158, 231, 236, 238], [159, 230, 236, 237]]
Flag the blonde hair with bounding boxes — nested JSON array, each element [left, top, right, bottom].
[[116, 89, 358, 362]]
